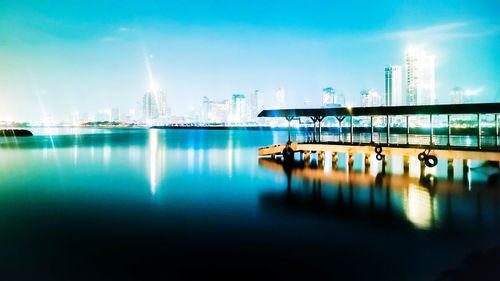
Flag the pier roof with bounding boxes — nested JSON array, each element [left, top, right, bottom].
[[258, 103, 500, 118]]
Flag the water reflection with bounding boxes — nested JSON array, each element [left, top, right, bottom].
[[259, 157, 500, 231]]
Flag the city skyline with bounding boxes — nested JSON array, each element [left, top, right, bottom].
[[0, 1, 499, 122]]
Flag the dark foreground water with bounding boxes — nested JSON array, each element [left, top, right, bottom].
[[0, 128, 499, 280]]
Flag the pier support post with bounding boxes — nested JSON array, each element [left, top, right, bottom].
[[386, 115, 390, 145], [364, 153, 370, 172], [347, 153, 354, 171], [285, 116, 294, 142], [496, 114, 499, 147], [477, 113, 481, 149], [332, 152, 338, 170], [462, 159, 469, 182], [317, 116, 324, 143], [406, 115, 410, 145], [447, 115, 451, 146], [370, 116, 374, 143], [403, 155, 410, 175], [350, 116, 354, 144], [430, 114, 434, 145], [318, 151, 325, 162], [447, 158, 454, 179]]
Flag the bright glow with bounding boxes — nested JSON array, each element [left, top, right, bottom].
[[403, 183, 437, 229], [149, 129, 158, 194]]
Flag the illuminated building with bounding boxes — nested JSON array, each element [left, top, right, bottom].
[[230, 94, 246, 123], [322, 87, 341, 107], [248, 90, 263, 122], [450, 87, 464, 104], [385, 65, 402, 106], [275, 88, 286, 108], [143, 90, 170, 121], [202, 96, 229, 124], [360, 89, 382, 107], [405, 47, 435, 105]]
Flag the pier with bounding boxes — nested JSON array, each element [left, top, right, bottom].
[[258, 103, 500, 168]]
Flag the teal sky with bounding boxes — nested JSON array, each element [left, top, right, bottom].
[[0, 0, 499, 121]]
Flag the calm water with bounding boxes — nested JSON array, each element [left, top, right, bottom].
[[0, 128, 499, 280]]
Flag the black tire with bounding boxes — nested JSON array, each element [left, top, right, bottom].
[[418, 152, 426, 161], [375, 145, 382, 154], [424, 155, 438, 167], [376, 153, 383, 161]]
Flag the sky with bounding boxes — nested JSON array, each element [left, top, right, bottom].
[[0, 0, 499, 122]]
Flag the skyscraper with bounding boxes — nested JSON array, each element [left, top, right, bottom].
[[450, 87, 464, 104], [143, 90, 169, 121], [405, 47, 435, 105], [360, 89, 382, 107], [322, 87, 337, 107], [275, 88, 286, 108], [230, 94, 246, 123], [385, 65, 402, 106], [248, 90, 263, 122]]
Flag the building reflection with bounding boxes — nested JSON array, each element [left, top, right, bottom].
[[148, 129, 167, 195], [258, 158, 499, 231]]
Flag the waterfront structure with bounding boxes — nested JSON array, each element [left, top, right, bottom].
[[257, 103, 500, 171], [361, 89, 382, 107], [275, 88, 286, 108], [450, 87, 464, 104], [385, 65, 403, 106], [405, 47, 435, 105], [143, 90, 170, 121]]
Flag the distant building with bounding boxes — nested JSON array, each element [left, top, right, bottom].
[[111, 108, 120, 121], [143, 90, 170, 122], [202, 96, 229, 124], [361, 89, 382, 107], [248, 90, 263, 122], [322, 87, 339, 107], [450, 87, 464, 104], [385, 65, 402, 106], [230, 94, 246, 123], [405, 47, 435, 105], [275, 88, 286, 108]]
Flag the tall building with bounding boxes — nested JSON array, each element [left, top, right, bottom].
[[143, 90, 170, 121], [450, 87, 464, 104], [230, 94, 246, 123], [360, 89, 382, 107], [275, 88, 286, 108], [405, 47, 435, 105], [385, 65, 402, 106], [322, 87, 337, 107], [248, 90, 263, 122]]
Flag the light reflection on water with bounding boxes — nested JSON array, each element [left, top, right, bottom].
[[0, 128, 499, 279]]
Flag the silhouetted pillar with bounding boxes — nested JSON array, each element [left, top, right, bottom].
[[403, 155, 410, 175], [447, 115, 451, 146], [370, 116, 374, 143], [332, 152, 338, 170], [364, 153, 370, 172], [386, 115, 390, 145], [406, 115, 410, 145], [350, 116, 354, 144], [447, 158, 454, 180], [347, 153, 354, 172], [477, 113, 481, 149], [430, 114, 434, 145]]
